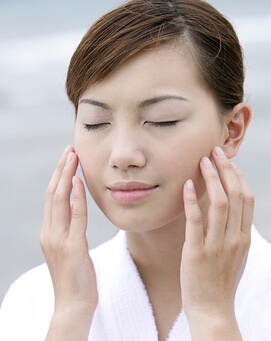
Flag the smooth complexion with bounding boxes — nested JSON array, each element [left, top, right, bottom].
[[75, 44, 227, 233]]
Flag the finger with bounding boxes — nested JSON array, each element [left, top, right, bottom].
[[212, 147, 243, 237], [51, 152, 78, 234], [232, 164, 255, 238], [70, 176, 88, 240], [200, 156, 228, 243], [70, 201, 74, 224], [43, 146, 74, 229], [183, 179, 204, 247]]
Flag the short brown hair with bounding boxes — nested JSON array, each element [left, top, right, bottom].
[[66, 0, 244, 114]]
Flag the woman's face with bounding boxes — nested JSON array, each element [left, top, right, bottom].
[[75, 44, 227, 232]]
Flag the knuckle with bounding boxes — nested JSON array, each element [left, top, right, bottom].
[[187, 195, 198, 205], [72, 209, 82, 220], [72, 207, 87, 220], [45, 186, 54, 200], [213, 197, 228, 212], [190, 213, 203, 226], [39, 230, 56, 254], [39, 232, 46, 250], [39, 230, 49, 249], [228, 233, 251, 256], [222, 159, 233, 170], [245, 193, 255, 208], [230, 188, 243, 203], [39, 227, 71, 259], [61, 166, 70, 177], [207, 170, 218, 180], [72, 198, 87, 219], [52, 193, 62, 206], [56, 160, 64, 172], [243, 235, 251, 250], [228, 238, 240, 254]]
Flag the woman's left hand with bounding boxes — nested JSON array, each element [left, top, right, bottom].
[[181, 146, 255, 340]]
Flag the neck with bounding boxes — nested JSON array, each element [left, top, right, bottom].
[[125, 193, 209, 294], [126, 214, 186, 293], [126, 214, 186, 332]]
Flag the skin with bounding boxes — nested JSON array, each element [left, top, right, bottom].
[[40, 43, 254, 341]]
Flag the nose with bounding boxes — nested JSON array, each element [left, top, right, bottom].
[[109, 129, 146, 170]]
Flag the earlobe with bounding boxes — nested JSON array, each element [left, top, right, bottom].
[[222, 102, 252, 159]]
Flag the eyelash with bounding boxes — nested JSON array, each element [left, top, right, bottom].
[[84, 123, 108, 131], [148, 121, 178, 127], [83, 121, 178, 131]]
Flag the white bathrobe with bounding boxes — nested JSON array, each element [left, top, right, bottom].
[[1, 226, 271, 340]]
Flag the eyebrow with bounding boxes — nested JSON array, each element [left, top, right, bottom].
[[79, 99, 110, 110], [78, 95, 188, 111], [138, 95, 188, 108]]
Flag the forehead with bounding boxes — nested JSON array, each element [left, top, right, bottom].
[[80, 43, 201, 103]]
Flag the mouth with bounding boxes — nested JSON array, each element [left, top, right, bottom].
[[108, 182, 158, 203]]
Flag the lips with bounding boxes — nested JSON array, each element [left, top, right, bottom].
[[108, 182, 158, 203]]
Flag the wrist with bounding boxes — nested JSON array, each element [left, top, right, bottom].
[[53, 300, 97, 324], [54, 293, 98, 318], [53, 306, 95, 321], [186, 311, 242, 341], [46, 308, 96, 341]]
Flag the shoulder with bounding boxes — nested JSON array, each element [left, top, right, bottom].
[[0, 263, 54, 316], [0, 263, 53, 340], [1, 263, 53, 307], [1, 231, 125, 310]]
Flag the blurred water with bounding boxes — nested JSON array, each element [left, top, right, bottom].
[[1, 2, 270, 304]]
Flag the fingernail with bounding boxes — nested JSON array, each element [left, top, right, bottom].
[[214, 146, 226, 158], [62, 145, 70, 157], [201, 157, 213, 168], [66, 152, 74, 164], [186, 179, 195, 192], [72, 176, 76, 187]]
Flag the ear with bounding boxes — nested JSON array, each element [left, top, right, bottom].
[[222, 102, 252, 159]]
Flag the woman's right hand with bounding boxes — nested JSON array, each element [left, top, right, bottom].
[[40, 146, 98, 341]]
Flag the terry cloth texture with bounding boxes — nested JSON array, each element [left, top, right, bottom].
[[1, 226, 271, 340]]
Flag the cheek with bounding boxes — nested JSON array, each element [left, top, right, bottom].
[[75, 137, 103, 194], [162, 139, 211, 198], [159, 141, 201, 178], [78, 150, 101, 183], [79, 155, 105, 209]]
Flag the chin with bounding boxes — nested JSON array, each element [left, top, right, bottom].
[[103, 209, 185, 234]]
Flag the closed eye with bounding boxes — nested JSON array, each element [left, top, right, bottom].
[[84, 123, 109, 131], [147, 120, 179, 127]]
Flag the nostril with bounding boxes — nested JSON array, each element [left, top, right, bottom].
[[109, 149, 146, 170]]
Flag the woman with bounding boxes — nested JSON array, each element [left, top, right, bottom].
[[1, 1, 271, 340]]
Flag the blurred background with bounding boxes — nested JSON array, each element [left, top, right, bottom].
[[0, 0, 270, 303]]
